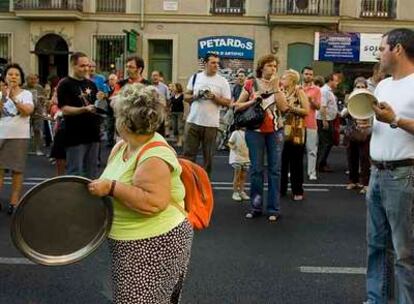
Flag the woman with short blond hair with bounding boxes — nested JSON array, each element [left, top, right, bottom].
[[88, 83, 193, 304], [280, 69, 310, 201]]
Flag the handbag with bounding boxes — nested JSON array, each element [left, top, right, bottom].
[[233, 79, 266, 130], [284, 91, 306, 145]]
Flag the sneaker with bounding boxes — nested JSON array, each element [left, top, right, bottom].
[[360, 186, 368, 194], [346, 183, 357, 190], [293, 195, 304, 201], [36, 150, 44, 156], [268, 214, 280, 222], [240, 191, 250, 200], [309, 174, 317, 181], [232, 192, 242, 201]]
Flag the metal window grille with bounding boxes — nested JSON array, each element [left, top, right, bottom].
[[93, 35, 125, 77], [96, 0, 125, 13], [211, 0, 245, 14], [14, 0, 83, 10], [361, 0, 395, 18]]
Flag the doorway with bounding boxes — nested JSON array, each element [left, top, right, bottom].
[[148, 39, 172, 82], [35, 34, 69, 84]]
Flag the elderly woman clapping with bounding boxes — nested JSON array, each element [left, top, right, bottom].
[[88, 83, 193, 304], [0, 64, 34, 214], [280, 69, 309, 201]]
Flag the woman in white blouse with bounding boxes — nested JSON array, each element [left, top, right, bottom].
[[0, 64, 34, 214]]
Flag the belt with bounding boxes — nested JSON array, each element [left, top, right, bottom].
[[371, 159, 414, 170]]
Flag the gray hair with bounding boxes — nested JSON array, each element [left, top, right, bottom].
[[114, 83, 165, 135], [353, 76, 367, 88]]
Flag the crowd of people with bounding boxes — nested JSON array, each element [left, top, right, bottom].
[[0, 27, 413, 304]]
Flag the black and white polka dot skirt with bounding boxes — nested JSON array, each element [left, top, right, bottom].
[[108, 220, 194, 304]]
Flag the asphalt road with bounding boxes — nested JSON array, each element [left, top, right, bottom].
[[0, 146, 368, 304]]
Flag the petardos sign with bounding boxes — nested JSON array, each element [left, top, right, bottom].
[[198, 36, 255, 60]]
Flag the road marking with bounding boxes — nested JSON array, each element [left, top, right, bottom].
[[212, 182, 346, 187], [4, 177, 47, 181], [213, 187, 329, 192], [0, 257, 35, 265], [299, 266, 366, 274]]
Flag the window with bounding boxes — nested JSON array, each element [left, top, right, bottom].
[[93, 35, 125, 77], [96, 0, 126, 13], [0, 33, 11, 64], [211, 0, 244, 14], [0, 0, 9, 11], [361, 0, 396, 18]]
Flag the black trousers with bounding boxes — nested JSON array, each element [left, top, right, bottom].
[[281, 141, 305, 196], [317, 119, 334, 169]]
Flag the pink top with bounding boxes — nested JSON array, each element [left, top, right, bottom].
[[303, 85, 321, 129]]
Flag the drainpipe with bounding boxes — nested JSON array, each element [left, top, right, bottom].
[[140, 0, 145, 30]]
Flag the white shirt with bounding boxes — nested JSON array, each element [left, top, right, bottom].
[[370, 74, 414, 161], [0, 90, 33, 139], [316, 84, 338, 121], [186, 71, 231, 128], [228, 130, 250, 165]]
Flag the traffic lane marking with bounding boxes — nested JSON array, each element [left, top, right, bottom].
[[299, 266, 366, 274]]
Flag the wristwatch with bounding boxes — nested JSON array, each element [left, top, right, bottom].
[[390, 116, 400, 129]]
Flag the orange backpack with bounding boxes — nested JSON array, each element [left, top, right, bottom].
[[136, 141, 214, 230]]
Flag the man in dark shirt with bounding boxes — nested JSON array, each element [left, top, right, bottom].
[[57, 52, 100, 178], [231, 70, 246, 102]]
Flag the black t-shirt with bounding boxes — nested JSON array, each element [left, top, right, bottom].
[[170, 94, 184, 113], [232, 84, 243, 101], [57, 77, 100, 147]]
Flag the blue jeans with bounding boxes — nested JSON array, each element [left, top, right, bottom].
[[66, 142, 100, 179], [366, 165, 414, 304], [245, 129, 284, 215]]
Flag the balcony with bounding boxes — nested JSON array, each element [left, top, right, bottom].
[[13, 0, 83, 19], [210, 0, 245, 15], [360, 0, 396, 18], [96, 0, 125, 13], [269, 0, 340, 24]]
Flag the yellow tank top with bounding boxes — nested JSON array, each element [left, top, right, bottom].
[[100, 133, 186, 240]]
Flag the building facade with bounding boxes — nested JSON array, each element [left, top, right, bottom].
[[0, 0, 413, 85]]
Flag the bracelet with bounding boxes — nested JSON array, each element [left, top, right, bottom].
[[108, 180, 117, 197]]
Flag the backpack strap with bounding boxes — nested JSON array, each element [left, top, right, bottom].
[[191, 73, 198, 90], [135, 141, 187, 217], [252, 77, 259, 93]]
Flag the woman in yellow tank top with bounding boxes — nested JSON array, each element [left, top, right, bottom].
[[88, 83, 193, 304]]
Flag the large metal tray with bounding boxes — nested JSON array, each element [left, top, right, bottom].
[[11, 176, 113, 266]]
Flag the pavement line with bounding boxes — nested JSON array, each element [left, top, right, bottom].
[[4, 177, 47, 181], [4, 182, 39, 186], [213, 187, 329, 192], [299, 266, 366, 274], [212, 182, 346, 187], [0, 257, 35, 265]]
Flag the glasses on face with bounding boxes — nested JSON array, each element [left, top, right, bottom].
[[355, 85, 366, 89]]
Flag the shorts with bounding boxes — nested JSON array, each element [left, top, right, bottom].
[[231, 163, 250, 170]]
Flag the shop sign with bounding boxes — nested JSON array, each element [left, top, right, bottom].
[[198, 36, 255, 60], [360, 33, 382, 62], [314, 32, 360, 62], [314, 32, 382, 63]]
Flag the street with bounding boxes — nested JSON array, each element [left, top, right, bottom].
[[0, 146, 367, 304]]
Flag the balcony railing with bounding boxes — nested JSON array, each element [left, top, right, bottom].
[[14, 0, 83, 10], [270, 0, 339, 16], [210, 0, 245, 14], [96, 0, 125, 13], [360, 0, 395, 18]]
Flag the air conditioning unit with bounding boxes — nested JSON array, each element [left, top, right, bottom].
[[292, 0, 319, 15]]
